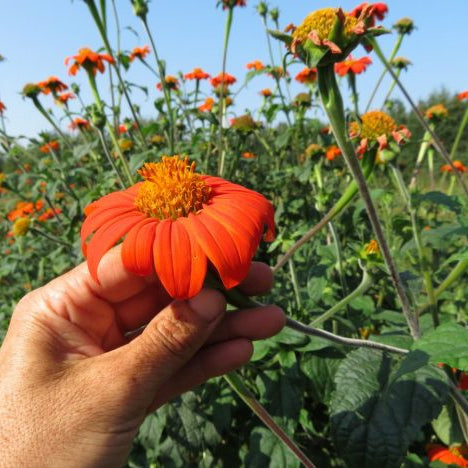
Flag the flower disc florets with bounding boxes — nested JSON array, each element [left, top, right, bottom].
[[134, 156, 212, 220], [290, 6, 381, 67]]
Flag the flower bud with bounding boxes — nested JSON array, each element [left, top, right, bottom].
[[269, 7, 279, 22], [22, 83, 41, 99], [13, 217, 31, 237], [393, 17, 415, 35], [131, 0, 149, 19], [257, 2, 268, 18]]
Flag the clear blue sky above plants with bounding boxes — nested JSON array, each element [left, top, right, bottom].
[[0, 0, 467, 138]]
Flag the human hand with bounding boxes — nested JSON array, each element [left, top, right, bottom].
[[0, 246, 284, 467]]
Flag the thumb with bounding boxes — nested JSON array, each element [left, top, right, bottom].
[[119, 288, 226, 394]]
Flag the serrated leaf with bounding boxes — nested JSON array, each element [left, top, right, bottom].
[[245, 427, 300, 468], [412, 322, 468, 371], [330, 348, 448, 468]]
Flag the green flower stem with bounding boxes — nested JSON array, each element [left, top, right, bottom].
[[310, 268, 372, 327], [30, 226, 74, 252], [450, 105, 468, 160], [141, 17, 176, 154], [31, 98, 73, 151], [409, 130, 431, 190], [368, 36, 468, 199], [48, 148, 80, 204], [217, 7, 234, 176], [84, 0, 147, 147], [317, 63, 420, 340], [436, 258, 468, 299], [223, 372, 316, 468], [96, 128, 126, 189], [365, 33, 404, 112], [87, 73, 134, 186], [288, 259, 302, 309], [428, 147, 435, 190], [382, 68, 401, 107], [261, 16, 292, 125], [328, 221, 348, 296], [273, 152, 376, 273], [390, 164, 438, 326]]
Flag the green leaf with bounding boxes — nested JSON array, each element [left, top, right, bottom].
[[330, 348, 448, 468], [245, 427, 300, 468], [267, 29, 292, 47], [432, 400, 465, 446], [412, 322, 468, 371], [413, 191, 462, 214]]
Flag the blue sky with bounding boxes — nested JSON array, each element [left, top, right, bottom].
[[0, 0, 467, 137]]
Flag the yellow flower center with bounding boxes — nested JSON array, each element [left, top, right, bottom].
[[13, 217, 31, 236], [292, 7, 358, 43], [365, 239, 380, 255], [355, 111, 397, 140], [134, 156, 211, 220]]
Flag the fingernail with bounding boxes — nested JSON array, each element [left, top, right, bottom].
[[188, 288, 226, 321]]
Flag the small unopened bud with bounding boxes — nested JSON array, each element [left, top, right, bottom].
[[22, 83, 41, 99], [257, 2, 268, 17], [393, 17, 415, 35], [89, 104, 106, 128], [269, 7, 279, 22], [131, 0, 149, 19]]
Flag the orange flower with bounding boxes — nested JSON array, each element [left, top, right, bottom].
[[457, 90, 468, 101], [38, 76, 68, 95], [198, 97, 214, 112], [260, 88, 272, 97], [454, 160, 467, 173], [37, 207, 62, 222], [425, 104, 449, 121], [241, 152, 256, 159], [184, 67, 210, 80], [221, 0, 246, 9], [129, 45, 150, 62], [246, 60, 265, 71], [295, 67, 317, 84], [210, 72, 237, 88], [335, 55, 372, 76], [156, 75, 179, 91], [0, 100, 5, 114], [326, 145, 341, 161], [55, 92, 75, 105], [39, 140, 60, 154], [81, 155, 274, 299], [427, 444, 468, 467], [349, 2, 388, 26], [118, 122, 137, 134], [65, 47, 115, 76], [69, 117, 91, 131], [7, 201, 36, 222]]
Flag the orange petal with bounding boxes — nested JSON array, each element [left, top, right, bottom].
[[86, 213, 144, 282], [183, 212, 249, 290], [153, 219, 207, 299], [121, 218, 157, 276]]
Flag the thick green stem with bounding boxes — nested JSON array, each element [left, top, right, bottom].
[[347, 72, 359, 116], [288, 259, 302, 309], [317, 64, 420, 339], [369, 37, 468, 199], [365, 33, 404, 112], [223, 372, 316, 468], [311, 268, 372, 327]]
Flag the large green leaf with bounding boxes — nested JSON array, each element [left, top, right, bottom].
[[245, 427, 300, 468], [412, 322, 468, 371], [330, 348, 448, 468]]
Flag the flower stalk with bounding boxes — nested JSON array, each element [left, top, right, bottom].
[[317, 63, 420, 339]]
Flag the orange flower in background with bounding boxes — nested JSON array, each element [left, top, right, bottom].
[[425, 104, 449, 120], [69, 117, 91, 131], [458, 90, 468, 101], [426, 444, 468, 467], [0, 100, 5, 114], [335, 55, 372, 76], [38, 76, 68, 95], [184, 67, 210, 80], [326, 145, 341, 161], [350, 2, 388, 26], [37, 207, 62, 222], [210, 72, 237, 88], [65, 47, 115, 76], [241, 152, 257, 159], [295, 67, 317, 84], [246, 60, 265, 71], [129, 45, 150, 62], [156, 75, 179, 91], [81, 155, 274, 299], [443, 160, 467, 173], [260, 88, 272, 97], [221, 0, 246, 9], [39, 140, 60, 154], [199, 97, 214, 112], [55, 92, 75, 105]]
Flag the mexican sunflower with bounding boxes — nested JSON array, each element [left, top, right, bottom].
[[129, 45, 150, 62], [65, 47, 115, 76], [38, 76, 68, 95], [458, 90, 468, 101], [0, 100, 5, 114], [335, 55, 372, 76], [81, 155, 275, 299], [184, 67, 210, 81], [426, 444, 468, 467]]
